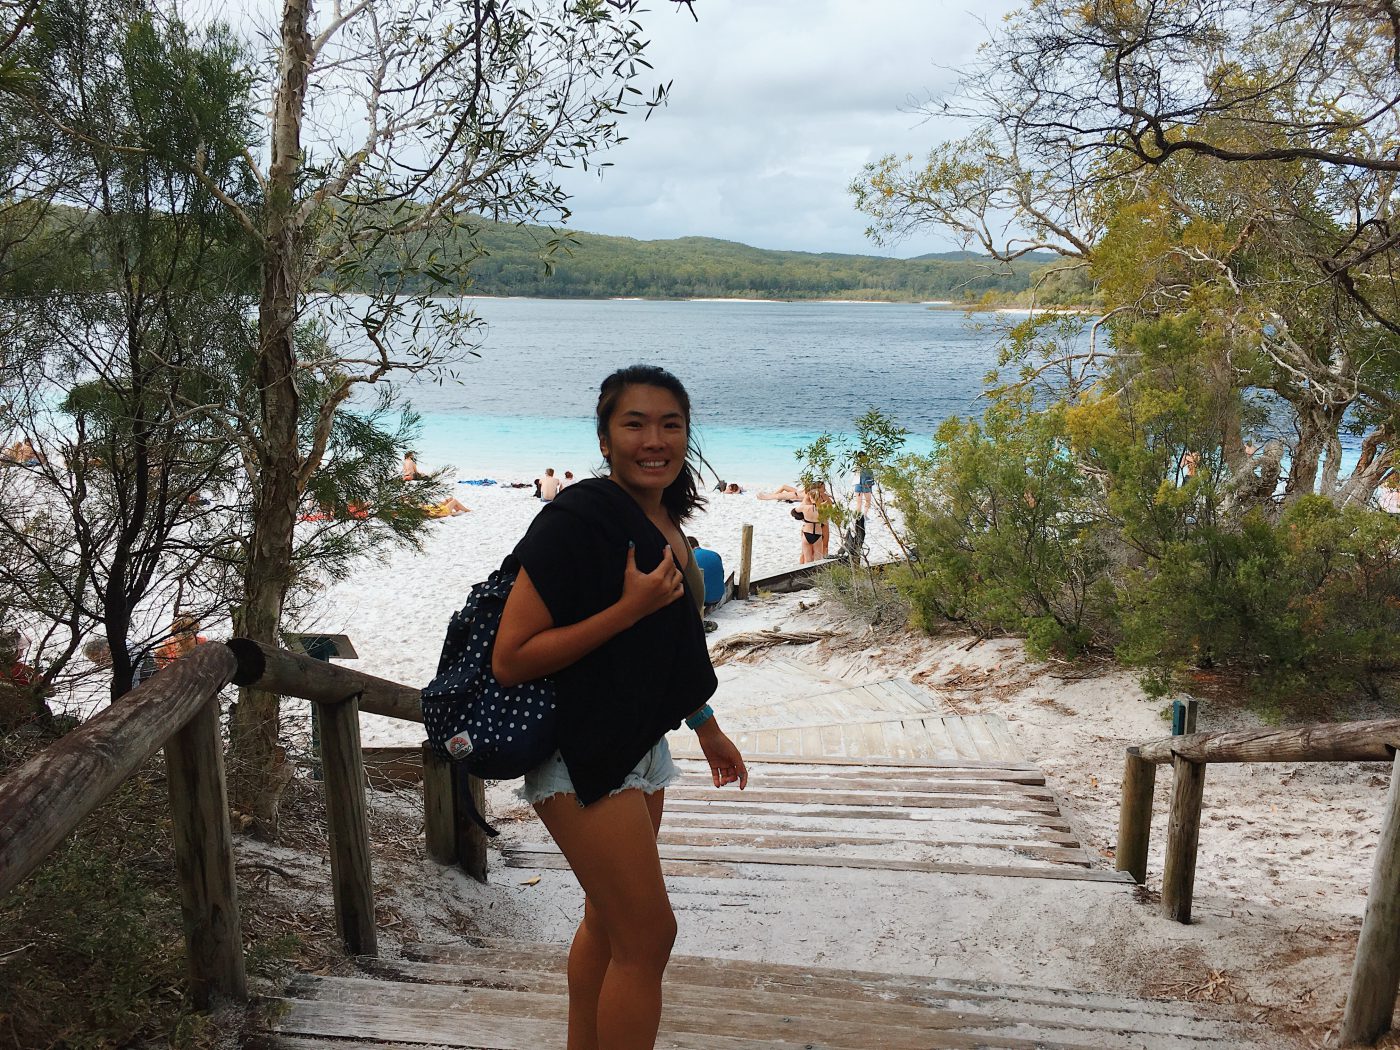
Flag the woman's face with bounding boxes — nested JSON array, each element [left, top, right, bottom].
[[603, 383, 687, 501]]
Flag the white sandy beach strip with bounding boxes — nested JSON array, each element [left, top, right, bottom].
[[302, 477, 901, 746]]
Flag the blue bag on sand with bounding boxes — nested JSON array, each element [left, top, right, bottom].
[[421, 554, 558, 836]]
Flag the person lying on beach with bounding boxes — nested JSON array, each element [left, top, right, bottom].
[[723, 482, 744, 494], [423, 496, 470, 518], [757, 483, 803, 502]]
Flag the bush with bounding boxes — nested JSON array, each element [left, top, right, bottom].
[[1118, 497, 1400, 704], [887, 391, 1113, 657]]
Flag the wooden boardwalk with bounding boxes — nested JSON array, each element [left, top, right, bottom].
[[249, 668, 1271, 1047]]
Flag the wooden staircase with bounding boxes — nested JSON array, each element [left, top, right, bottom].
[[248, 671, 1277, 1048], [253, 939, 1267, 1049]]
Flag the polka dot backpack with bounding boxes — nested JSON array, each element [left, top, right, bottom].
[[421, 554, 558, 834]]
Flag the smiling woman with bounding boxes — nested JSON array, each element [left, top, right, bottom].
[[489, 364, 747, 1050]]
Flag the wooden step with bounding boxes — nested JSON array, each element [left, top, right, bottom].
[[251, 942, 1267, 1049]]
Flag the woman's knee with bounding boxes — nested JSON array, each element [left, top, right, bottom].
[[607, 903, 676, 970]]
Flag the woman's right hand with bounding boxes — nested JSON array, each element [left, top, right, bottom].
[[619, 543, 685, 622]]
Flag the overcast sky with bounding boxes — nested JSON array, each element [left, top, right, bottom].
[[553, 0, 1020, 258]]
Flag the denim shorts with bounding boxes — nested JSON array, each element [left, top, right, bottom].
[[517, 736, 679, 806]]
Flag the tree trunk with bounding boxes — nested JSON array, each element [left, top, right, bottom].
[[227, 0, 311, 840]]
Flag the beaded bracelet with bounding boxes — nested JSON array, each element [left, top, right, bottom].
[[685, 703, 715, 731]]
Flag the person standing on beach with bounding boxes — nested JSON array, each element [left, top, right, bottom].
[[539, 467, 563, 501], [853, 451, 874, 516], [493, 364, 747, 1050]]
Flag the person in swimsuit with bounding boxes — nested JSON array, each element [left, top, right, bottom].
[[493, 364, 747, 1050], [853, 451, 874, 515], [798, 485, 824, 564]]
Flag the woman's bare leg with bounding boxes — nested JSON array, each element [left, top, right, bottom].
[[536, 788, 675, 1050]]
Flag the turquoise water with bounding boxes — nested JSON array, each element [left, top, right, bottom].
[[387, 298, 1002, 483], [378, 297, 1366, 485]]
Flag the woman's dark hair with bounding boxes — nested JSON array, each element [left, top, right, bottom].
[[596, 364, 708, 522]]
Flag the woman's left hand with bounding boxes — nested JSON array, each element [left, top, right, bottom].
[[697, 721, 748, 789]]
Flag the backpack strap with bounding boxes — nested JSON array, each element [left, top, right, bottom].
[[453, 762, 500, 839]]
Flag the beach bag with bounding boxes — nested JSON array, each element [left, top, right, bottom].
[[421, 554, 559, 836]]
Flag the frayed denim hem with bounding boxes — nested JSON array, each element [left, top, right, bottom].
[[516, 737, 679, 807]]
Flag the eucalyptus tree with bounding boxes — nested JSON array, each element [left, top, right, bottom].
[[187, 0, 692, 835], [851, 0, 1400, 510], [0, 0, 259, 703]]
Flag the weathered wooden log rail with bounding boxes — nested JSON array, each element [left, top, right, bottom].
[[0, 638, 483, 1011], [1116, 718, 1400, 1047]]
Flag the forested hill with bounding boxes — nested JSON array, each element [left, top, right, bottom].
[[446, 218, 1075, 302]]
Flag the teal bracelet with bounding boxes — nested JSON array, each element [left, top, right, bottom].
[[685, 704, 715, 731]]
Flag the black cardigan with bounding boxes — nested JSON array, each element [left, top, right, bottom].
[[512, 478, 717, 804]]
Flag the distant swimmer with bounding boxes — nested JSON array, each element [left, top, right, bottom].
[[538, 467, 563, 501]]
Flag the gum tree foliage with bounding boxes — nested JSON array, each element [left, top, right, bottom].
[[850, 0, 1400, 511], [0, 0, 257, 706], [845, 1, 1400, 698], [198, 0, 695, 835]]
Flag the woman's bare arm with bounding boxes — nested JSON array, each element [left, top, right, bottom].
[[492, 546, 683, 686]]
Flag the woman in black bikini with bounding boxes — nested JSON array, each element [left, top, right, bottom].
[[492, 365, 747, 1050], [798, 481, 832, 563]]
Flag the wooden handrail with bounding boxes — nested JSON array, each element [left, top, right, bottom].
[[1, 636, 489, 1019], [227, 637, 422, 722], [1116, 718, 1400, 1046], [1134, 719, 1400, 765], [0, 642, 237, 898], [227, 636, 488, 881], [0, 642, 244, 1006]]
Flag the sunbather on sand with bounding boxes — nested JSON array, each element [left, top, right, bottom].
[[757, 483, 803, 502]]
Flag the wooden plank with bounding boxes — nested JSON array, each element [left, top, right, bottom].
[[648, 830, 1093, 865], [779, 728, 802, 758], [421, 744, 456, 866], [698, 766, 1047, 788], [674, 774, 1052, 800], [1135, 717, 1400, 765], [916, 715, 957, 759], [674, 752, 1042, 771], [281, 970, 1113, 1046], [664, 813, 1084, 846], [942, 717, 982, 761], [880, 719, 913, 760], [819, 723, 846, 758], [507, 851, 738, 879], [264, 994, 1100, 1050], [962, 715, 1002, 762], [662, 799, 1074, 830], [800, 725, 824, 759], [859, 720, 887, 759], [396, 944, 1264, 1026], [663, 786, 1061, 813], [228, 638, 421, 723], [504, 844, 1131, 883], [982, 715, 1023, 761]]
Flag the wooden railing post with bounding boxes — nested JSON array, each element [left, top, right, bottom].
[[1340, 750, 1400, 1046], [1161, 754, 1206, 923], [315, 695, 377, 956], [737, 523, 754, 600], [164, 694, 246, 1007], [422, 742, 457, 865], [453, 766, 489, 883], [1116, 748, 1156, 885]]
